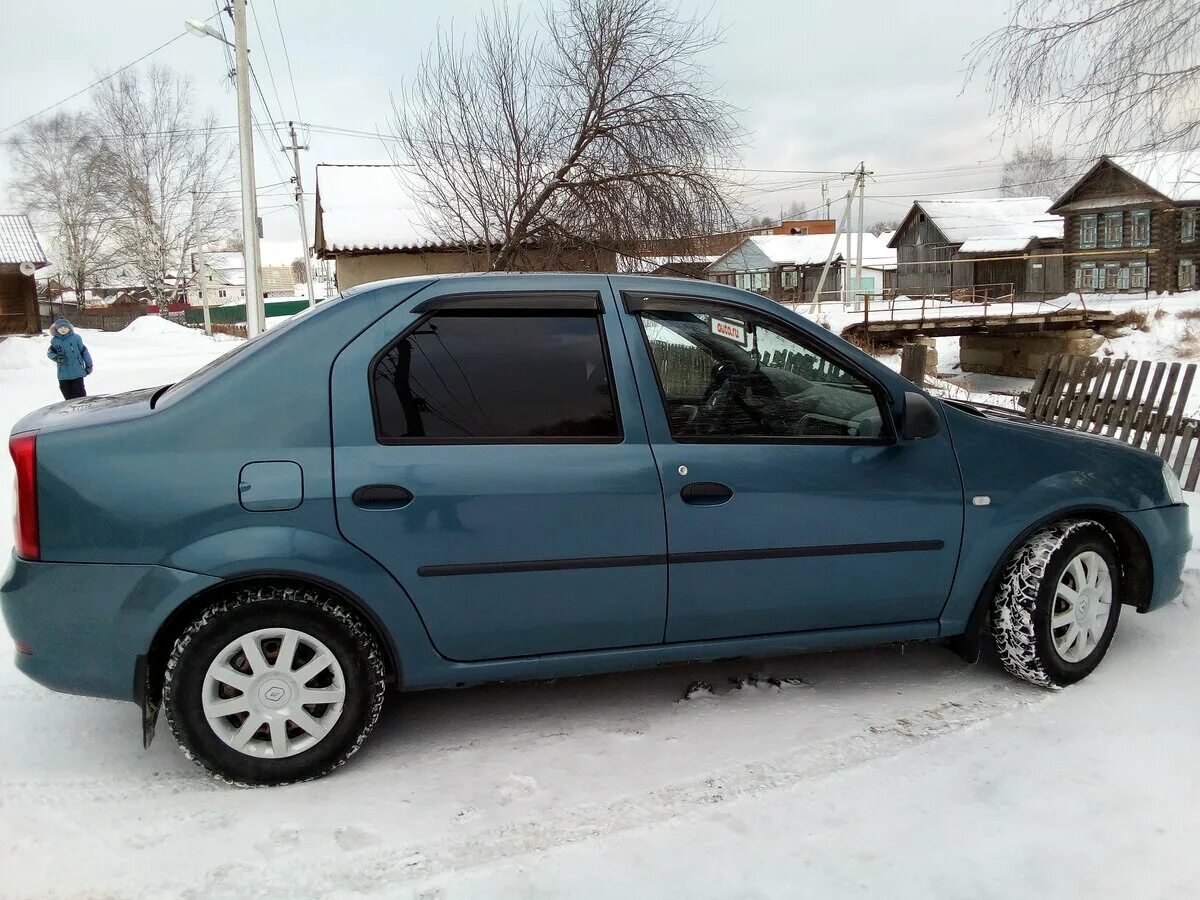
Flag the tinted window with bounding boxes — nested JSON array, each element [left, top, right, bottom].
[[639, 307, 884, 440], [373, 312, 619, 440]]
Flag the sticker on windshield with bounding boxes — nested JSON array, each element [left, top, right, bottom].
[[710, 316, 747, 345]]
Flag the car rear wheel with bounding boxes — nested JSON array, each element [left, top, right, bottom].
[[164, 585, 386, 785], [991, 519, 1122, 688]]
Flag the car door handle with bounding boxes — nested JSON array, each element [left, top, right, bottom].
[[352, 484, 414, 509], [680, 481, 734, 506]]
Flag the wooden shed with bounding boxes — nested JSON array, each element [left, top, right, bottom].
[[0, 214, 47, 335]]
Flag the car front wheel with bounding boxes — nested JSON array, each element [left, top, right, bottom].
[[164, 585, 386, 785], [992, 519, 1122, 688]]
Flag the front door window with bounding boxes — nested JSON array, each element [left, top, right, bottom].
[[637, 307, 886, 440]]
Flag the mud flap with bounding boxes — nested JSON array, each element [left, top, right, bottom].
[[138, 658, 161, 749]]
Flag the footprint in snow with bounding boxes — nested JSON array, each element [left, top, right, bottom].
[[494, 774, 540, 806], [333, 824, 382, 851]]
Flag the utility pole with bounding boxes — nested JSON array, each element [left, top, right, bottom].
[[232, 0, 263, 337], [821, 182, 830, 219], [812, 188, 855, 313], [285, 121, 317, 308], [190, 190, 213, 336], [855, 161, 866, 312]]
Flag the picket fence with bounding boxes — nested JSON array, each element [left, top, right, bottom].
[[1026, 354, 1200, 489]]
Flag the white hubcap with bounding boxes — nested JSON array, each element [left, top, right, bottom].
[[1051, 551, 1114, 663], [202, 628, 346, 759]]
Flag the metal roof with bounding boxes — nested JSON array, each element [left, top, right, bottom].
[[0, 214, 48, 267]]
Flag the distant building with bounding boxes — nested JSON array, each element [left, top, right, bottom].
[[624, 220, 839, 278], [0, 214, 48, 335], [705, 232, 896, 304], [312, 163, 613, 290], [1049, 151, 1200, 294], [187, 251, 295, 306], [886, 198, 1065, 302]]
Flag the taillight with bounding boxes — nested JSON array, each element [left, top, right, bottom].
[[9, 432, 38, 560]]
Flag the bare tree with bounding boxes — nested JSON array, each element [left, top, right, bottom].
[[7, 111, 115, 304], [868, 219, 901, 237], [968, 1, 1200, 155], [91, 66, 234, 313], [1000, 143, 1079, 197], [390, 0, 741, 270]]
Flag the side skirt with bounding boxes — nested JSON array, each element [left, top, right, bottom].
[[402, 620, 941, 691]]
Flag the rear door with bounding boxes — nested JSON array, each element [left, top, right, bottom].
[[617, 288, 964, 642], [330, 276, 667, 661]]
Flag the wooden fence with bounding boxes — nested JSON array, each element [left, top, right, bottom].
[[1026, 354, 1200, 489]]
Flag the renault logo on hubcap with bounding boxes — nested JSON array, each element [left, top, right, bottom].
[[264, 686, 286, 702]]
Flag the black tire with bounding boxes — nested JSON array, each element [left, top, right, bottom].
[[163, 584, 386, 786], [992, 519, 1123, 688]]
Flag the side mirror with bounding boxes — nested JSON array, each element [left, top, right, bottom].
[[902, 392, 941, 440]]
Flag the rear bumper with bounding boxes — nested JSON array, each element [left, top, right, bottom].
[[0, 554, 220, 701], [1125, 503, 1190, 612]]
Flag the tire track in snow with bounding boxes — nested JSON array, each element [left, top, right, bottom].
[[175, 683, 1048, 898]]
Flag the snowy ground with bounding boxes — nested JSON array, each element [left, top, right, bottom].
[[1, 318, 1198, 899]]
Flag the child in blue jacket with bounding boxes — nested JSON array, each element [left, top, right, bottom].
[[47, 317, 93, 400]]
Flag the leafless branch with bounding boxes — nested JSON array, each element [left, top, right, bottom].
[[389, 0, 742, 270], [967, 0, 1200, 155]]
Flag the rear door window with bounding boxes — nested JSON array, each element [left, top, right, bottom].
[[372, 311, 620, 441]]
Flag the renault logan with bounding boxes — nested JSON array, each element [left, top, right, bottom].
[[3, 274, 1189, 784]]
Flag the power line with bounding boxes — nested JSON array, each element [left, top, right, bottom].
[[248, 0, 292, 136], [0, 13, 219, 136], [270, 0, 304, 125]]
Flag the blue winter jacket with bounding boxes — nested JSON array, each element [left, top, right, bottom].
[[47, 318, 93, 381]]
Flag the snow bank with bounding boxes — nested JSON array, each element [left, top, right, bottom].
[[120, 315, 192, 337], [0, 335, 50, 371]]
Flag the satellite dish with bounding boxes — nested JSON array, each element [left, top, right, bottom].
[[19, 262, 35, 276]]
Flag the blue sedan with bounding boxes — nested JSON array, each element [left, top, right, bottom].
[[2, 274, 1189, 784]]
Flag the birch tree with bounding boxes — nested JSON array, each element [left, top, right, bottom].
[[92, 66, 234, 313], [8, 112, 115, 303], [390, 0, 741, 270]]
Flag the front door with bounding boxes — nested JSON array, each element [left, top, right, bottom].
[[618, 290, 964, 642], [331, 278, 667, 661]]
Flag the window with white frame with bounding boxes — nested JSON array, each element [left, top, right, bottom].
[[782, 269, 798, 289], [1103, 262, 1121, 290], [1180, 258, 1196, 291], [1076, 263, 1096, 290], [1103, 211, 1124, 247], [1130, 262, 1148, 290], [1131, 209, 1151, 247], [1182, 209, 1197, 244], [1079, 215, 1098, 249], [218, 289, 227, 299]]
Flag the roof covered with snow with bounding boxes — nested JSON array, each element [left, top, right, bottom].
[[314, 163, 444, 254], [890, 198, 1063, 248], [620, 254, 720, 274], [1108, 150, 1200, 203], [708, 233, 896, 273], [0, 214, 48, 267]]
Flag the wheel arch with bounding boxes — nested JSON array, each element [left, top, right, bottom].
[[948, 505, 1152, 663], [139, 571, 403, 713]]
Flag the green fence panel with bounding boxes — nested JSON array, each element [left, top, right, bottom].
[[184, 299, 312, 326]]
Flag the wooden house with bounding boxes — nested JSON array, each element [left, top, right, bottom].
[[705, 233, 896, 304], [886, 198, 1064, 301], [1049, 151, 1200, 294]]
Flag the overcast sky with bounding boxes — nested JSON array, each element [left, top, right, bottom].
[[0, 0, 1025, 264]]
